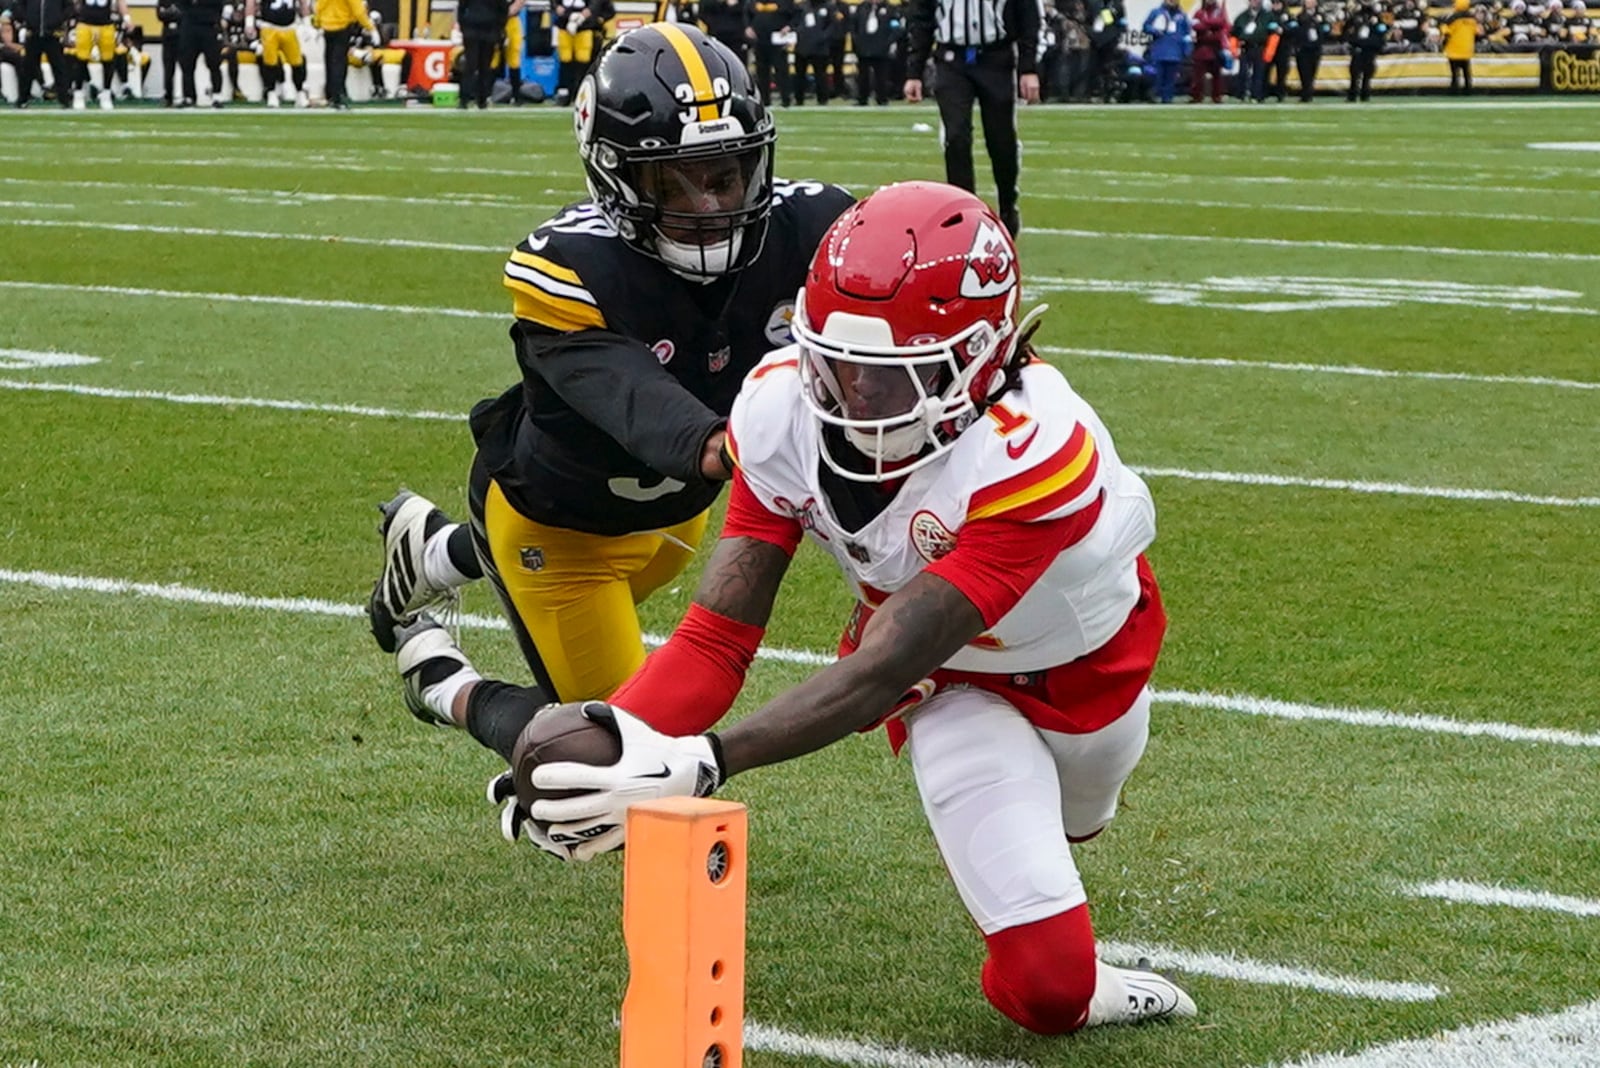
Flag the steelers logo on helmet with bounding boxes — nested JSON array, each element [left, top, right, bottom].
[[572, 76, 597, 155], [573, 22, 775, 281], [794, 181, 1042, 484]]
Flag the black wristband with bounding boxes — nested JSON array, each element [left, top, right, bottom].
[[704, 731, 728, 790], [717, 439, 735, 479]]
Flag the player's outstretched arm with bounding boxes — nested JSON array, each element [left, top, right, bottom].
[[716, 571, 985, 776]]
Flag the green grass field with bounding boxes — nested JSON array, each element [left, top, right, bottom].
[[2, 99, 1599, 1068]]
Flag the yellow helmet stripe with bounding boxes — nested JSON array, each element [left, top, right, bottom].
[[653, 22, 721, 122]]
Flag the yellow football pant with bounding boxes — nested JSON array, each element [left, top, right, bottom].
[[481, 478, 708, 702], [260, 25, 303, 67], [73, 23, 116, 62]]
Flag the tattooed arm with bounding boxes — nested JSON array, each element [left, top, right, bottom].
[[716, 572, 985, 777]]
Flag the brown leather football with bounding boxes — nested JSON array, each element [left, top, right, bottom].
[[511, 701, 623, 812]]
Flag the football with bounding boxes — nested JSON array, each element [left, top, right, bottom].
[[511, 701, 623, 814]]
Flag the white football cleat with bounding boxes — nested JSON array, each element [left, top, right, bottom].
[[1084, 959, 1197, 1027], [394, 614, 474, 727], [99, 91, 114, 110], [295, 89, 310, 108], [72, 88, 87, 109], [367, 490, 460, 652], [266, 92, 280, 107]]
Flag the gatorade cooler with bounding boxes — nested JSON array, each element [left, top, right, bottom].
[[432, 81, 459, 107]]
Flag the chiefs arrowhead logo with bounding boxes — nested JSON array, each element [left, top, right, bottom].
[[960, 220, 1016, 299]]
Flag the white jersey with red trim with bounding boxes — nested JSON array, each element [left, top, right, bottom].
[[728, 349, 1157, 673]]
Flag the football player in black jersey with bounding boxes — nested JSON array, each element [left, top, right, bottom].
[[367, 23, 853, 778]]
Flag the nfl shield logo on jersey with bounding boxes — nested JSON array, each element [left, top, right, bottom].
[[520, 546, 546, 572], [910, 510, 957, 562]]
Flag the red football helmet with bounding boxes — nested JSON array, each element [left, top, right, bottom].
[[793, 181, 1039, 482]]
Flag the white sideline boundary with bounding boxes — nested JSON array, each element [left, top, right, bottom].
[[1098, 941, 1442, 1002], [744, 1023, 1031, 1068], [4, 567, 1599, 751]]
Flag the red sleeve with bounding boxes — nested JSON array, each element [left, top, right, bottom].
[[925, 491, 1104, 627], [609, 603, 766, 737], [719, 466, 804, 555]]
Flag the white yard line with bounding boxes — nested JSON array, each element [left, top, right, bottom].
[[4, 568, 1598, 749], [1031, 227, 1600, 264], [1136, 467, 1600, 509], [1159, 690, 1600, 749], [1041, 347, 1600, 390], [1025, 190, 1600, 228], [0, 378, 461, 420], [744, 1022, 1032, 1068], [1098, 941, 1443, 1002], [0, 280, 504, 319], [4, 218, 503, 253], [1262, 999, 1600, 1068], [1401, 880, 1600, 918], [0, 174, 527, 208]]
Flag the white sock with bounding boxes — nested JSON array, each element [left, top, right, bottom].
[[423, 524, 473, 590], [422, 662, 481, 726]]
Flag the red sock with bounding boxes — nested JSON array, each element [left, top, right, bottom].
[[979, 905, 1098, 1034]]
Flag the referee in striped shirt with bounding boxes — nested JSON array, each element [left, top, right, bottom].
[[904, 0, 1041, 236]]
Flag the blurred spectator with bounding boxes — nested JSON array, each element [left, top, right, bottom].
[[221, 0, 248, 102], [826, 0, 848, 97], [1059, 0, 1090, 99], [455, 0, 509, 108], [1504, 0, 1536, 43], [1, 10, 25, 102], [247, 0, 309, 106], [14, 0, 72, 107], [1263, 0, 1290, 99], [1441, 0, 1477, 91], [1285, 0, 1328, 99], [1389, 0, 1423, 48], [157, 0, 181, 102], [751, 0, 795, 105], [1189, 0, 1226, 99], [1542, 0, 1571, 40], [853, 0, 895, 102], [553, 1, 605, 103], [70, 0, 127, 107], [794, 0, 832, 100], [1087, 0, 1124, 100], [699, 0, 750, 64], [1342, 0, 1387, 100], [1571, 1, 1591, 42], [1231, 0, 1271, 100], [314, 0, 375, 108], [1141, 0, 1188, 101]]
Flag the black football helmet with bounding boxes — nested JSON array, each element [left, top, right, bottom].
[[573, 23, 776, 280]]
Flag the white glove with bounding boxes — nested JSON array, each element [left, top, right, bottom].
[[449, 23, 462, 42], [486, 770, 575, 862], [529, 704, 723, 860]]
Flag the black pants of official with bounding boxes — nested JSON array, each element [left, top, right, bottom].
[[933, 49, 1020, 216], [461, 29, 500, 107], [19, 32, 70, 105], [1346, 50, 1374, 100], [1295, 47, 1320, 100], [1266, 46, 1291, 100], [161, 31, 180, 102], [828, 43, 846, 98], [752, 37, 790, 105], [323, 24, 356, 105], [794, 52, 829, 103], [1448, 57, 1471, 93], [856, 55, 889, 103], [177, 22, 223, 103]]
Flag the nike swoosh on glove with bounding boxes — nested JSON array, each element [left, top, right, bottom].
[[528, 703, 724, 861]]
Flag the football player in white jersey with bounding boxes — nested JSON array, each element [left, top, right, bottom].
[[505, 180, 1198, 1035]]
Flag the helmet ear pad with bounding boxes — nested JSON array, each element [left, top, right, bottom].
[[573, 24, 776, 279]]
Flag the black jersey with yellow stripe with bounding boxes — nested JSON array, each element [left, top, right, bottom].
[[472, 177, 854, 538]]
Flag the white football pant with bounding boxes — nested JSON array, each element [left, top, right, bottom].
[[904, 684, 1151, 935]]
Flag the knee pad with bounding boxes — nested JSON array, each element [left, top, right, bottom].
[[980, 905, 1098, 1034]]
